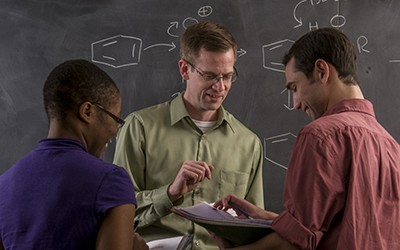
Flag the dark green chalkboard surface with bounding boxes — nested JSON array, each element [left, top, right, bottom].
[[1, 0, 399, 212]]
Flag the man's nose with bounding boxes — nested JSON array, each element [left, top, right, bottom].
[[212, 78, 224, 91]]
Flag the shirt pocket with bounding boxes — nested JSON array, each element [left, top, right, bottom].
[[218, 169, 250, 198]]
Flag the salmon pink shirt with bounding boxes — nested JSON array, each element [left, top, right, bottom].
[[272, 99, 400, 250]]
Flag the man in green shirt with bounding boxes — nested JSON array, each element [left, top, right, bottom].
[[113, 21, 264, 250]]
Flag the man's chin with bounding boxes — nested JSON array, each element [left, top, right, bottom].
[[206, 104, 221, 111]]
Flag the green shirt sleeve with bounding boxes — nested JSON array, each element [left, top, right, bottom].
[[114, 113, 182, 226]]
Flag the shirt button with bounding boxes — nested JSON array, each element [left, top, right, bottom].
[[194, 240, 200, 247]]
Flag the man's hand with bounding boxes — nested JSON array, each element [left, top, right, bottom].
[[214, 194, 278, 220], [168, 160, 214, 201]]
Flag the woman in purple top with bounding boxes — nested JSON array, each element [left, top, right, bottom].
[[0, 60, 148, 250]]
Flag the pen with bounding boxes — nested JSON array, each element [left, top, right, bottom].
[[228, 201, 254, 220], [133, 219, 140, 232]]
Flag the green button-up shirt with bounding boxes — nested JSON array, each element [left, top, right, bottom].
[[114, 93, 264, 250]]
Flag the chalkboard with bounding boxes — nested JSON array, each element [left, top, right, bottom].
[[1, 0, 399, 212]]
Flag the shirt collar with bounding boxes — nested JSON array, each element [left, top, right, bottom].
[[170, 92, 236, 133], [38, 138, 87, 152], [323, 98, 376, 118]]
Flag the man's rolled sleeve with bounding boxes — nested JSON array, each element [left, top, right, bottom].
[[272, 210, 323, 250]]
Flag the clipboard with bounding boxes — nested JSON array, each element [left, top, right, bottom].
[[172, 202, 273, 246]]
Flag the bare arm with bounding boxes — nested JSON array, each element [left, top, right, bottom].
[[96, 204, 148, 250]]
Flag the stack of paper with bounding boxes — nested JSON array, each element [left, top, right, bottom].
[[147, 235, 193, 250], [172, 202, 273, 246]]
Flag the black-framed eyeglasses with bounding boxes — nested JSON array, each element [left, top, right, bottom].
[[93, 103, 125, 129], [184, 60, 238, 84]]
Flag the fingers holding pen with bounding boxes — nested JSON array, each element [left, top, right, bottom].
[[214, 194, 279, 220], [213, 194, 236, 211], [183, 160, 214, 183], [214, 194, 253, 217], [168, 160, 214, 201]]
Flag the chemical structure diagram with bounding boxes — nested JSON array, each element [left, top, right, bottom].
[[264, 133, 297, 170], [90, 1, 385, 170], [91, 5, 246, 69]]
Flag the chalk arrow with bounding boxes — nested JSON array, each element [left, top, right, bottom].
[[143, 42, 177, 52], [237, 48, 247, 57], [167, 21, 179, 37]]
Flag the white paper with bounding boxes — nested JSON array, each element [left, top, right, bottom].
[[147, 236, 184, 250]]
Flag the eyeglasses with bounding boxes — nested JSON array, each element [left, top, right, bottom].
[[184, 60, 238, 84], [93, 103, 125, 129]]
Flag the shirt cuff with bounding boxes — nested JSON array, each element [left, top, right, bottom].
[[152, 185, 184, 216], [272, 210, 323, 250]]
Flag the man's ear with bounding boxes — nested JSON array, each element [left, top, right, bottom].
[[314, 59, 329, 83], [178, 59, 190, 80], [79, 101, 94, 124]]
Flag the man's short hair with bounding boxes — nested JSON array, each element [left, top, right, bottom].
[[282, 27, 358, 85], [180, 21, 237, 63]]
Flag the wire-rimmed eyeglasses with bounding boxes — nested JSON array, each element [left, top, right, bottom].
[[93, 103, 125, 129], [184, 60, 238, 84]]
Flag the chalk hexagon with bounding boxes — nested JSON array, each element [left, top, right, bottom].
[[91, 35, 143, 68]]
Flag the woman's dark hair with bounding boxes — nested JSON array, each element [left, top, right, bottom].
[[43, 59, 119, 121]]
